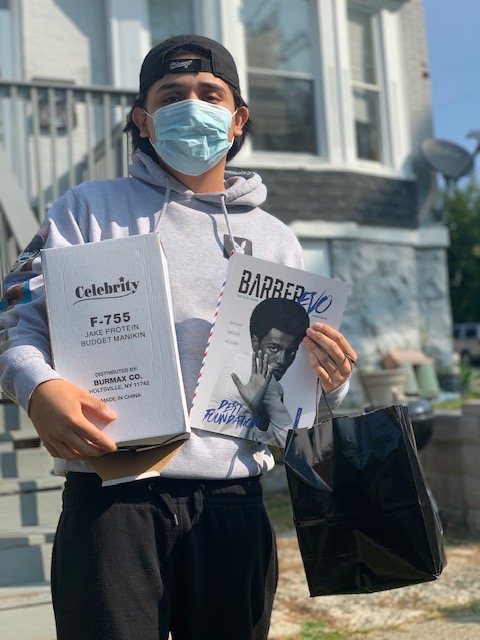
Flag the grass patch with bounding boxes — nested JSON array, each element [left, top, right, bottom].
[[290, 620, 351, 639], [440, 599, 480, 618], [443, 521, 478, 545], [432, 394, 480, 410], [432, 397, 463, 410], [264, 490, 295, 533]]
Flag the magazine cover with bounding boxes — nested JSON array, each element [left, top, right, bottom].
[[190, 253, 350, 447]]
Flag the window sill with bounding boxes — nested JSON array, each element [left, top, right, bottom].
[[231, 151, 415, 181]]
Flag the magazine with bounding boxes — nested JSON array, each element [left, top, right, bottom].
[[190, 253, 349, 447], [42, 233, 190, 450]]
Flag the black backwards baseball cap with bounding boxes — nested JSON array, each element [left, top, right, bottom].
[[139, 34, 241, 95]]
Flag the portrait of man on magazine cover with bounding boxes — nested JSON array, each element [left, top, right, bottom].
[[205, 297, 310, 447]]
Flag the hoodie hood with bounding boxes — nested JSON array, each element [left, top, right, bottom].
[[128, 151, 267, 209]]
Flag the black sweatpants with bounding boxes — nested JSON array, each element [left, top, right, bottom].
[[51, 473, 278, 640]]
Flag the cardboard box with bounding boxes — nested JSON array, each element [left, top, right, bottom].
[[42, 234, 190, 450], [89, 440, 185, 484]]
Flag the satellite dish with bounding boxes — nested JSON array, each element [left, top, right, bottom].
[[421, 138, 473, 181]]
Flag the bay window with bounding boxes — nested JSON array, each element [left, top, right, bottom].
[[143, 0, 408, 173]]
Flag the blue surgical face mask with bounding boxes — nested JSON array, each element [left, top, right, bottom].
[[144, 99, 236, 176]]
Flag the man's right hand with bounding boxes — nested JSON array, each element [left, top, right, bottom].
[[29, 379, 118, 460]]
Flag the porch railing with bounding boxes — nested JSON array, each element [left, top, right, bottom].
[[0, 79, 137, 284]]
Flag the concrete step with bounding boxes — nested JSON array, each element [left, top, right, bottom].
[[0, 526, 56, 587], [0, 398, 33, 437], [0, 477, 63, 530], [0, 447, 55, 479], [0, 582, 52, 610], [0, 584, 56, 640], [0, 426, 41, 449]]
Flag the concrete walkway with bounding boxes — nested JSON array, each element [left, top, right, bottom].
[[0, 585, 55, 640], [361, 616, 480, 640], [2, 583, 480, 640]]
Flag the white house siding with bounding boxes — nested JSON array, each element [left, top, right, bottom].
[[10, 1, 136, 214], [399, 0, 439, 223], [21, 0, 109, 85]]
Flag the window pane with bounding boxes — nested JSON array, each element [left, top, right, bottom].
[[244, 0, 313, 73], [249, 74, 316, 153], [149, 0, 194, 46], [353, 88, 381, 161], [348, 9, 376, 85]]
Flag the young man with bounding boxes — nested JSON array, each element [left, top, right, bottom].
[[0, 35, 357, 640]]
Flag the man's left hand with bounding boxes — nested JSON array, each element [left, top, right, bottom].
[[302, 323, 357, 394]]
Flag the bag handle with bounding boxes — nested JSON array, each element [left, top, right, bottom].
[[314, 379, 334, 426], [314, 353, 357, 426]]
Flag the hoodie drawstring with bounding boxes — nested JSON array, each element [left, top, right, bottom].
[[153, 186, 237, 257], [220, 194, 237, 255], [191, 484, 205, 526], [154, 178, 172, 232], [149, 482, 179, 527]]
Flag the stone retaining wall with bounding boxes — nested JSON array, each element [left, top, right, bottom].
[[420, 403, 480, 534]]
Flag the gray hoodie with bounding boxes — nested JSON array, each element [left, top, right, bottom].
[[0, 152, 348, 479]]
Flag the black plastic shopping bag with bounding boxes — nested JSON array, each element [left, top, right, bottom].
[[284, 404, 446, 596]]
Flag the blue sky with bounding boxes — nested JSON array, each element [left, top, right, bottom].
[[423, 0, 480, 179]]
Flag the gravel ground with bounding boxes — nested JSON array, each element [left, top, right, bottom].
[[269, 531, 480, 639]]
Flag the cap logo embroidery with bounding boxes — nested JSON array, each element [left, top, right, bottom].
[[169, 60, 194, 71]]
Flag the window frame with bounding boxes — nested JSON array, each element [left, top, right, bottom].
[[348, 4, 385, 163], [240, 0, 325, 157]]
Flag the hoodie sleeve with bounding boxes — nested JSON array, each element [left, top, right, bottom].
[[0, 189, 87, 412], [321, 379, 349, 416]]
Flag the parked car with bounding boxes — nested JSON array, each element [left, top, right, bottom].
[[453, 323, 480, 364]]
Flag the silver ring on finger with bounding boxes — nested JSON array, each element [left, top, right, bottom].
[[344, 353, 357, 369]]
